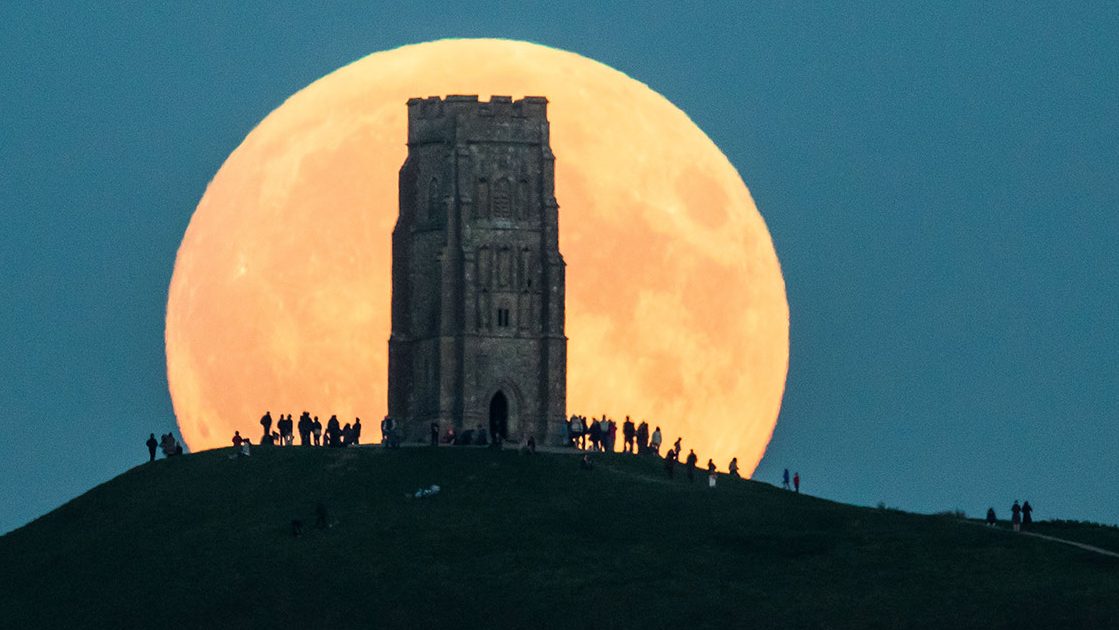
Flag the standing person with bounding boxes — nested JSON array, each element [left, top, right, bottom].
[[793, 472, 800, 493], [650, 426, 662, 455], [1011, 500, 1022, 532], [607, 419, 617, 452], [664, 449, 677, 479], [260, 411, 273, 442], [707, 459, 717, 488], [232, 431, 243, 448], [327, 415, 341, 448], [622, 417, 636, 453], [285, 414, 296, 446], [636, 421, 649, 454], [570, 415, 585, 449], [673, 437, 682, 458], [352, 418, 362, 445], [588, 418, 602, 452], [782, 468, 791, 490], [986, 507, 997, 526], [146, 433, 158, 462], [298, 412, 311, 446], [430, 422, 440, 446], [341, 423, 353, 446], [312, 416, 322, 446], [685, 450, 698, 482], [1021, 501, 1033, 527], [728, 458, 739, 478]]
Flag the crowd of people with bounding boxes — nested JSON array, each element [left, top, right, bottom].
[[565, 415, 663, 455], [254, 411, 362, 448], [144, 410, 800, 497], [145, 432, 183, 461], [986, 500, 1035, 531]]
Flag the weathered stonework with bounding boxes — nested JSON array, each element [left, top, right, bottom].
[[388, 95, 567, 445]]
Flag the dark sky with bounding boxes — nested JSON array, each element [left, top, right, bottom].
[[2, 3, 1116, 534]]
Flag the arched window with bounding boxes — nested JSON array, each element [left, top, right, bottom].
[[493, 178, 511, 218]]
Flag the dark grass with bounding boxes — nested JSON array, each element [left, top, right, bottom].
[[1, 446, 1117, 629]]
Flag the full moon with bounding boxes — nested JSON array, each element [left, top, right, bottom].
[[166, 38, 788, 475]]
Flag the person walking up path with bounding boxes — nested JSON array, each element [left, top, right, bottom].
[[1022, 501, 1033, 527], [782, 468, 790, 490], [1011, 500, 1022, 532]]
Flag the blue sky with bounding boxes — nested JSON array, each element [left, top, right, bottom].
[[1, 2, 1117, 534]]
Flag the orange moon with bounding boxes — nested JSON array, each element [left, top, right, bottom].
[[166, 38, 788, 475]]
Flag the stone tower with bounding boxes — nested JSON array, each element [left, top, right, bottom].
[[388, 95, 567, 445]]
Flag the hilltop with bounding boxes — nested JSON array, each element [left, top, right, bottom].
[[1, 446, 1116, 629]]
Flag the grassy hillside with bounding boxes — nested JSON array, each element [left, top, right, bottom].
[[1, 446, 1116, 629]]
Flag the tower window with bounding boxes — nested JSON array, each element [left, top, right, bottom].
[[497, 308, 511, 327]]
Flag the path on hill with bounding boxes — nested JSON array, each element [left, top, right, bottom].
[[1018, 531, 1119, 559], [968, 521, 1119, 559]]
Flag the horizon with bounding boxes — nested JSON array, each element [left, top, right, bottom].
[[2, 3, 1117, 534]]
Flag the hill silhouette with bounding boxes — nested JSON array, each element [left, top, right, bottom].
[[1, 446, 1116, 629]]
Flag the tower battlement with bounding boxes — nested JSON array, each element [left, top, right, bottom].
[[406, 95, 549, 145]]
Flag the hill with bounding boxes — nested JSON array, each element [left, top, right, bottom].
[[1, 446, 1116, 629]]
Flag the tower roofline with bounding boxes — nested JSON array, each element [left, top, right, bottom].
[[406, 95, 549, 121]]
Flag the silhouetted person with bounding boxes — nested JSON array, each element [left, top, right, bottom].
[[161, 433, 178, 458], [232, 431, 243, 448], [673, 437, 682, 458], [728, 457, 739, 478], [588, 419, 602, 452], [260, 411, 273, 441], [380, 416, 392, 446], [650, 426, 662, 455], [1011, 500, 1022, 532], [1022, 501, 1033, 526], [685, 449, 698, 482], [622, 417, 636, 453], [607, 419, 617, 452], [664, 450, 677, 479], [793, 471, 800, 493], [431, 422, 440, 446], [146, 433, 158, 462], [342, 423, 353, 446], [353, 418, 362, 445], [986, 507, 997, 526], [707, 459, 717, 487], [327, 415, 341, 448], [282, 414, 295, 446], [298, 412, 311, 446], [636, 421, 649, 454], [570, 415, 585, 449], [312, 416, 322, 446], [782, 468, 790, 490]]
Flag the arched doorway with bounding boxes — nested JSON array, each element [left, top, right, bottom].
[[489, 391, 509, 443]]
